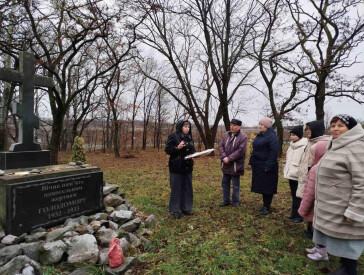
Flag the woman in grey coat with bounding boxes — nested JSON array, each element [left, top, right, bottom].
[[313, 115, 364, 275]]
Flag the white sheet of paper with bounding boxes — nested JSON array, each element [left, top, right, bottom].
[[185, 148, 214, 159]]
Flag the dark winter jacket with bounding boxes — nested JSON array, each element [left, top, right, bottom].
[[165, 120, 196, 175], [219, 130, 248, 176], [249, 127, 279, 194]]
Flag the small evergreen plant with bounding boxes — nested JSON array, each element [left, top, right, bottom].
[[71, 136, 87, 163]]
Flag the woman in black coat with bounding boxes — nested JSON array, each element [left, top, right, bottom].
[[249, 117, 279, 215], [165, 120, 196, 219]]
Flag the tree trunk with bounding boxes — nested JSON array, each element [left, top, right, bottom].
[[155, 127, 160, 150], [153, 119, 157, 149], [142, 120, 148, 150], [106, 111, 111, 149], [49, 113, 64, 164], [221, 89, 230, 131], [0, 82, 13, 150], [131, 119, 135, 150], [0, 125, 7, 151], [274, 118, 284, 158], [315, 82, 326, 121], [102, 121, 106, 153], [71, 124, 78, 148], [113, 120, 120, 157], [61, 109, 70, 151], [93, 129, 98, 152], [205, 133, 215, 151], [110, 121, 114, 150], [0, 3, 16, 151]]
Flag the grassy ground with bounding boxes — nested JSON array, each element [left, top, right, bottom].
[[58, 149, 364, 275]]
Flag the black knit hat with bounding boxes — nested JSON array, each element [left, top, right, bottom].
[[332, 114, 357, 130], [290, 125, 303, 139], [230, 118, 242, 126]]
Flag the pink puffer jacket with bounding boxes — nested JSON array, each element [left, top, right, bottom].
[[298, 140, 328, 222]]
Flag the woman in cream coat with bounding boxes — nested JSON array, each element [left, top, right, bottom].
[[313, 115, 364, 275], [284, 125, 307, 223]]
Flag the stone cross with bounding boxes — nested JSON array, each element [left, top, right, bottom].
[[0, 51, 54, 152]]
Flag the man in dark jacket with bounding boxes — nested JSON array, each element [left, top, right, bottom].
[[165, 120, 196, 219], [219, 119, 248, 207]]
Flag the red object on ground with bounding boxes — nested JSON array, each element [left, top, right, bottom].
[[108, 238, 124, 268]]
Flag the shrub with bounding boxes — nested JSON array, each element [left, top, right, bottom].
[[71, 136, 87, 163]]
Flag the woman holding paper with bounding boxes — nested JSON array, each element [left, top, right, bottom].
[[165, 120, 196, 219]]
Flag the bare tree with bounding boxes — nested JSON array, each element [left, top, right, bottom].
[[10, 0, 144, 164], [286, 0, 364, 120], [0, 55, 16, 150], [153, 86, 169, 150], [138, 65, 158, 150], [129, 74, 144, 150], [180, 0, 259, 129], [100, 99, 113, 152], [251, 0, 315, 156], [69, 62, 103, 145], [0, 0, 18, 150], [103, 66, 128, 157], [136, 0, 258, 149]]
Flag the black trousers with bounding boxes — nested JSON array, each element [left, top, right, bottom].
[[169, 172, 193, 213], [307, 221, 313, 234], [341, 257, 357, 275], [289, 179, 302, 218], [262, 194, 273, 209]]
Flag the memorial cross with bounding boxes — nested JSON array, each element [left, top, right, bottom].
[[0, 51, 54, 152]]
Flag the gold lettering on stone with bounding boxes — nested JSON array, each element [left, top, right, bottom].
[[38, 179, 87, 220], [37, 197, 87, 217]]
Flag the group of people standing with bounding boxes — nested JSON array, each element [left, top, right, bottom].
[[165, 115, 364, 275]]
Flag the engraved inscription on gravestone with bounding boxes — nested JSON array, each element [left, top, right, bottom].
[[6, 170, 103, 235]]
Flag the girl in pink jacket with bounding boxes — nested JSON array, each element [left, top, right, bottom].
[[298, 140, 329, 261]]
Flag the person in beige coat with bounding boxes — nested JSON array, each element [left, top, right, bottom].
[[296, 120, 331, 198], [313, 114, 364, 275], [283, 125, 307, 223], [296, 120, 330, 238]]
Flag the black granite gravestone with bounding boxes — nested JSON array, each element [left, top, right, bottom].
[[0, 165, 103, 235], [0, 51, 52, 169]]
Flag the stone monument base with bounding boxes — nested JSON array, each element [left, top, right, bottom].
[[0, 164, 103, 235], [0, 150, 51, 170]]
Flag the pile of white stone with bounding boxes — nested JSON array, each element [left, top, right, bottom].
[[0, 183, 156, 275]]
